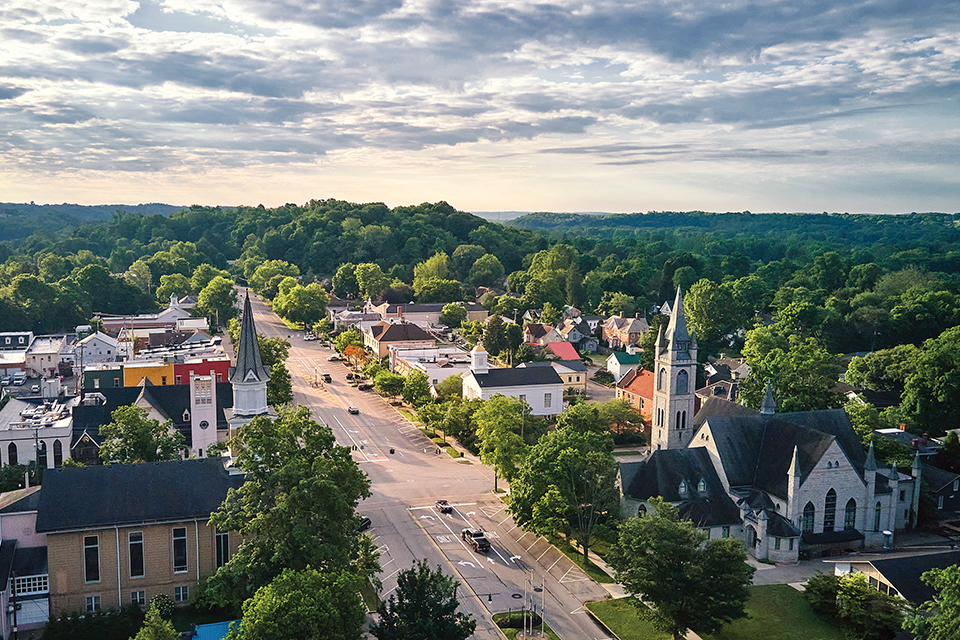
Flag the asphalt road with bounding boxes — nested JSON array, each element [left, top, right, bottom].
[[242, 293, 613, 639]]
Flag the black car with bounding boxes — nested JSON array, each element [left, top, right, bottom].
[[461, 528, 491, 552], [348, 406, 360, 415], [357, 383, 372, 391], [322, 373, 332, 383], [358, 516, 372, 531], [436, 500, 453, 513], [346, 373, 355, 380]]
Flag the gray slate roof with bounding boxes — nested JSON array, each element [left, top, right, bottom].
[[626, 448, 741, 527], [36, 458, 241, 533], [868, 550, 960, 604], [469, 367, 562, 388], [230, 294, 270, 384], [923, 464, 960, 492]]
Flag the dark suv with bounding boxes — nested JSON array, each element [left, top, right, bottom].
[[461, 528, 490, 552]]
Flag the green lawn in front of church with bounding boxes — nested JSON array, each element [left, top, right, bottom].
[[587, 584, 845, 640]]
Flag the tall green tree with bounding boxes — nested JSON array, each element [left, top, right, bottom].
[[273, 282, 329, 329], [132, 602, 179, 640], [374, 371, 405, 399], [267, 361, 293, 406], [355, 263, 390, 300], [508, 426, 617, 565], [402, 370, 431, 407], [195, 275, 238, 328], [370, 560, 476, 640], [609, 498, 755, 640], [439, 303, 467, 329], [98, 406, 185, 464], [473, 395, 528, 487], [900, 326, 960, 433], [904, 564, 960, 640], [225, 568, 365, 640], [333, 263, 359, 298], [205, 406, 371, 609], [483, 315, 508, 357], [684, 279, 739, 354]]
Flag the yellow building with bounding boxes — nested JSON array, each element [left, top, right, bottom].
[[122, 360, 175, 387]]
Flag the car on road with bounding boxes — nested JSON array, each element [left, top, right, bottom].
[[436, 500, 453, 513], [322, 373, 332, 383], [358, 516, 372, 531], [327, 355, 341, 362], [357, 383, 372, 391], [30, 384, 40, 393], [304, 333, 317, 341], [0, 377, 9, 386], [348, 406, 360, 415], [345, 373, 355, 380], [461, 528, 491, 552]]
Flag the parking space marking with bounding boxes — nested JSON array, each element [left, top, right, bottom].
[[559, 565, 590, 583]]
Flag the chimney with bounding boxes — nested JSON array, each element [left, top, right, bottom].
[[619, 311, 624, 318], [899, 423, 906, 431]]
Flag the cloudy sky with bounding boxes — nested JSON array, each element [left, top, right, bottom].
[[1, 0, 959, 213]]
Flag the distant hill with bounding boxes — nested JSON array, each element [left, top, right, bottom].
[[470, 210, 614, 222], [0, 202, 182, 221], [0, 202, 184, 243]]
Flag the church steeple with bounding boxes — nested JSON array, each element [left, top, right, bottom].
[[230, 293, 270, 417], [760, 380, 776, 415], [651, 287, 698, 451]]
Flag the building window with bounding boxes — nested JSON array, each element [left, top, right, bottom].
[[93, 378, 100, 389], [789, 538, 794, 551], [678, 480, 688, 496], [544, 393, 551, 408], [37, 441, 47, 468], [824, 489, 837, 532], [85, 595, 101, 613], [722, 526, 730, 538], [132, 590, 146, 606], [217, 373, 223, 382], [216, 531, 230, 568], [14, 575, 49, 596], [114, 377, 120, 387], [173, 528, 187, 573], [676, 370, 688, 394], [7, 442, 17, 466], [3, 337, 8, 345], [954, 480, 959, 492], [84, 536, 100, 583], [161, 376, 167, 385], [874, 502, 882, 531], [938, 495, 944, 509], [775, 537, 781, 550], [802, 502, 815, 534], [175, 375, 182, 385], [697, 478, 706, 492], [53, 440, 63, 467], [844, 499, 857, 530], [130, 532, 144, 578], [175, 586, 189, 602], [657, 368, 665, 391], [899, 490, 905, 502]]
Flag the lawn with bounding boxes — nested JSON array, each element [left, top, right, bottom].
[[546, 535, 615, 584], [587, 585, 845, 640]]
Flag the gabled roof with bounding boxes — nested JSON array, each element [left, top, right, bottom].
[[625, 448, 741, 527], [547, 341, 579, 360], [0, 486, 41, 514], [230, 294, 270, 384], [36, 458, 241, 533], [369, 322, 434, 343], [468, 367, 562, 388], [922, 464, 960, 492], [609, 351, 640, 365], [865, 551, 960, 604], [524, 323, 555, 340], [620, 368, 654, 399]]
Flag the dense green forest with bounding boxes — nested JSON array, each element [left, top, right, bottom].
[[3, 201, 960, 437]]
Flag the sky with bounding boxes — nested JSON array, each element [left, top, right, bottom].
[[1, 0, 959, 214]]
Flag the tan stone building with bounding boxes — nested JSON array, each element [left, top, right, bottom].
[[35, 458, 241, 616]]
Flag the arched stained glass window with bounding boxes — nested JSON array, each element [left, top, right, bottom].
[[844, 498, 857, 530], [676, 370, 688, 394], [802, 502, 815, 534], [824, 489, 837, 532]]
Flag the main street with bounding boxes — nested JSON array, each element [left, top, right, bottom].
[[243, 292, 613, 639]]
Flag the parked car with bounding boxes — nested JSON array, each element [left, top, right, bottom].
[[322, 373, 332, 383], [357, 383, 372, 391], [348, 406, 360, 415], [327, 355, 341, 362], [358, 516, 372, 531], [304, 333, 317, 341], [0, 377, 10, 386], [461, 528, 490, 552], [30, 385, 40, 393], [346, 373, 355, 380], [436, 500, 453, 514]]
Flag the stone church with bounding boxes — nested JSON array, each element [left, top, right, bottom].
[[619, 288, 921, 561]]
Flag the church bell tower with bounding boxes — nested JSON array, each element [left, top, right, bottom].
[[651, 287, 698, 451]]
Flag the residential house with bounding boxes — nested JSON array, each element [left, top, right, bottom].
[[617, 368, 655, 419], [74, 332, 131, 368], [366, 301, 487, 327], [35, 458, 242, 617], [696, 356, 750, 403], [602, 315, 649, 348], [580, 315, 604, 334], [0, 332, 33, 352], [561, 305, 581, 319], [923, 465, 960, 512], [462, 343, 564, 416], [522, 309, 542, 323], [518, 360, 587, 395], [522, 323, 562, 346], [363, 322, 437, 359], [606, 346, 640, 382], [619, 288, 921, 563], [0, 487, 47, 637], [546, 341, 579, 361], [833, 550, 960, 603], [25, 335, 74, 378], [557, 318, 598, 353]]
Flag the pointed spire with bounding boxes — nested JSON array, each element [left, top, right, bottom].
[[788, 445, 801, 478], [865, 441, 877, 471], [891, 460, 898, 478], [912, 450, 922, 470], [231, 293, 270, 384], [760, 379, 776, 415], [665, 287, 691, 345]]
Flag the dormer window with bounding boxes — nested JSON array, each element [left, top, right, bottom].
[[183, 410, 190, 422], [697, 478, 706, 493], [676, 340, 689, 352], [679, 480, 688, 496]]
